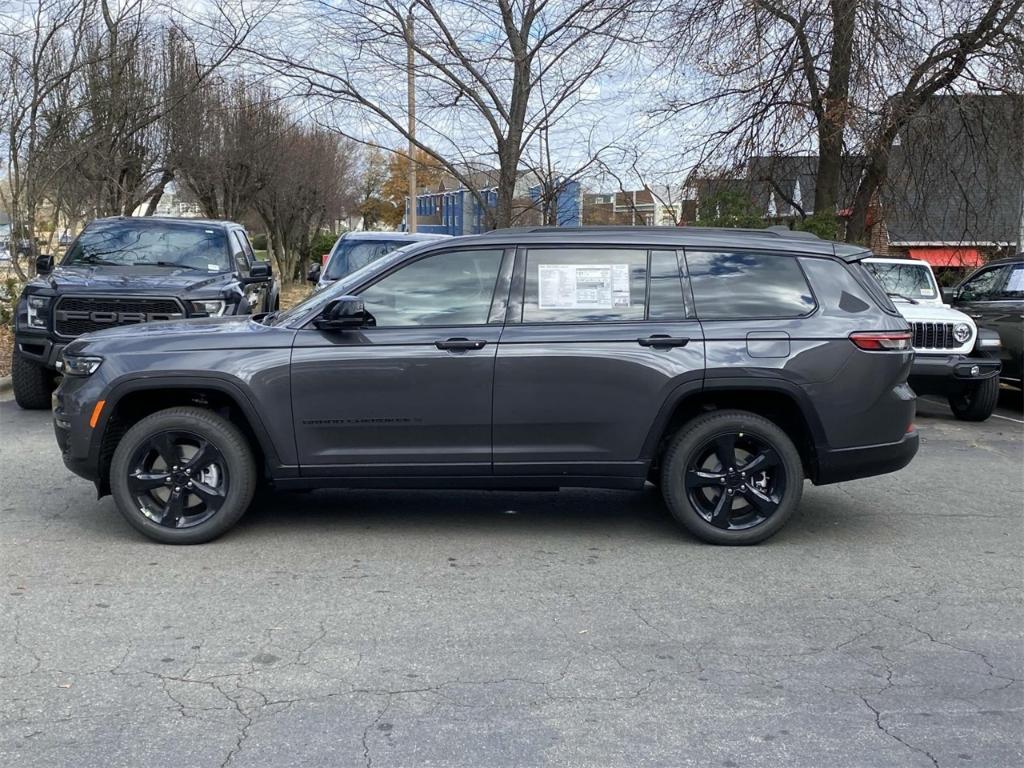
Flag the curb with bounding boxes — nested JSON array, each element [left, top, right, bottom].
[[0, 374, 12, 400]]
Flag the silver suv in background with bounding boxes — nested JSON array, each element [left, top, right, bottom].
[[308, 231, 449, 290]]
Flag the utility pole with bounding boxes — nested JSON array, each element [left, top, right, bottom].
[[406, 6, 417, 233]]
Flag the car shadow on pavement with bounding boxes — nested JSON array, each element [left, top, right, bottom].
[[214, 482, 874, 546]]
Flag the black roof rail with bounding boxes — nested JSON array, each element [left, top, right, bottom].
[[480, 224, 820, 240]]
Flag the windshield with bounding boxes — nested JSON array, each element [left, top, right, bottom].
[[324, 238, 419, 280], [63, 221, 231, 272], [864, 261, 938, 301], [272, 243, 425, 326]]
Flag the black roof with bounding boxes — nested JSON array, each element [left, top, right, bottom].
[[449, 225, 870, 261]]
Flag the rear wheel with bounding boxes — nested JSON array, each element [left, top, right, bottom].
[[110, 407, 256, 544], [661, 410, 804, 545], [11, 350, 56, 410], [948, 375, 999, 422]]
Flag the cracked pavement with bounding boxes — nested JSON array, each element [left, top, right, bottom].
[[1, 393, 1021, 767]]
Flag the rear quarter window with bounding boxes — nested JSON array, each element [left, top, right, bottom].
[[684, 250, 815, 319]]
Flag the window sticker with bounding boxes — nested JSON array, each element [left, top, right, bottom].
[[538, 264, 631, 309]]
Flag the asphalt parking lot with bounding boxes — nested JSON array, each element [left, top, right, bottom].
[[1, 391, 1021, 768]]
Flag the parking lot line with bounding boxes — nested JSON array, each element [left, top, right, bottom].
[[919, 395, 1024, 424]]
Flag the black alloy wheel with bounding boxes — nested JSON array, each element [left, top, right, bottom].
[[127, 431, 229, 529], [684, 432, 785, 531], [661, 410, 804, 545], [110, 407, 256, 544]]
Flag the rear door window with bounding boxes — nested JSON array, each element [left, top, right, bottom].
[[522, 248, 648, 323], [996, 265, 1024, 300], [685, 251, 815, 319]]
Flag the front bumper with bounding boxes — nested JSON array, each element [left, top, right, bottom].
[[14, 331, 65, 370], [814, 428, 919, 485], [909, 353, 1000, 396], [52, 374, 107, 485]]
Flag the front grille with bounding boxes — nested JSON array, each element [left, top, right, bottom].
[[54, 295, 185, 337], [910, 321, 962, 350]]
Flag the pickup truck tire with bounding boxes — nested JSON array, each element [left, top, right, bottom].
[[660, 410, 804, 545], [11, 351, 56, 410], [948, 375, 999, 422], [110, 407, 257, 544]]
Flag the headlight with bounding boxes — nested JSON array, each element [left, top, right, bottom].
[[61, 353, 103, 376], [952, 322, 972, 344], [21, 295, 51, 329], [189, 299, 227, 317]]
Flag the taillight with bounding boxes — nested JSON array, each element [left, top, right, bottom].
[[850, 331, 912, 351]]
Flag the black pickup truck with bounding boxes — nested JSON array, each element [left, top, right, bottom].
[[11, 217, 278, 409]]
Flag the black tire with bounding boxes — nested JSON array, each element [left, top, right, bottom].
[[11, 350, 56, 410], [948, 376, 999, 422], [110, 407, 256, 544], [660, 410, 804, 545]]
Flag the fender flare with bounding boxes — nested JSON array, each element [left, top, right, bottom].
[[94, 373, 290, 476], [639, 375, 827, 466]]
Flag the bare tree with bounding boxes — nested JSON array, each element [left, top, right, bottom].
[[662, 0, 1023, 241], [0, 0, 93, 278], [253, 0, 650, 229]]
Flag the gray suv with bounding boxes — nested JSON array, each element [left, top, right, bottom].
[[52, 227, 919, 545]]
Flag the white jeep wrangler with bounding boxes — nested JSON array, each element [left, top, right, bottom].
[[865, 258, 1002, 421]]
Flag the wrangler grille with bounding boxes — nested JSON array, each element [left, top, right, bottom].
[[54, 295, 185, 337], [910, 321, 962, 350]]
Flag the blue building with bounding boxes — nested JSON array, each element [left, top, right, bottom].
[[405, 173, 581, 235]]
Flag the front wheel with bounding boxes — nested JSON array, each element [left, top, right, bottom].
[[948, 376, 999, 422], [11, 351, 56, 410], [109, 407, 257, 544], [660, 410, 804, 545]]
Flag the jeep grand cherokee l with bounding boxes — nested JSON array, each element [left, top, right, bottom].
[[12, 216, 278, 409], [52, 226, 919, 545]]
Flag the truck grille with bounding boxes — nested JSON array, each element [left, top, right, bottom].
[[54, 296, 185, 337], [910, 321, 961, 350]]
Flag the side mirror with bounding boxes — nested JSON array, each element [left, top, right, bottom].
[[941, 286, 956, 304], [307, 263, 321, 283], [249, 261, 272, 280], [35, 254, 54, 275], [313, 296, 369, 331]]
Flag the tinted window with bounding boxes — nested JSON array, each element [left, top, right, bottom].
[[231, 232, 250, 274], [523, 248, 647, 323], [686, 251, 815, 319], [359, 249, 503, 326], [960, 266, 1010, 301], [648, 250, 687, 319], [63, 221, 231, 272]]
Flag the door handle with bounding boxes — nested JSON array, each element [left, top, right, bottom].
[[637, 335, 690, 348], [435, 337, 487, 351]]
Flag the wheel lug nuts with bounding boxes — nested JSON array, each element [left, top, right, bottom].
[[174, 486, 181, 492]]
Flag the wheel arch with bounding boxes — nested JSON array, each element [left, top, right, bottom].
[[94, 375, 288, 495], [642, 378, 827, 482]]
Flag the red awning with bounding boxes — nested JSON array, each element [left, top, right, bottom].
[[907, 247, 984, 268]]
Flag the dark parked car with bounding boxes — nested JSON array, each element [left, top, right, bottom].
[[53, 226, 918, 545], [950, 255, 1024, 388], [12, 217, 278, 409]]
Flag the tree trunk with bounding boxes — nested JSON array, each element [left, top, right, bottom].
[[144, 169, 175, 216], [813, 0, 857, 216]]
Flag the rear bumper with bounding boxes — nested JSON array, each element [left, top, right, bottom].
[[909, 353, 1000, 396], [814, 428, 919, 485]]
